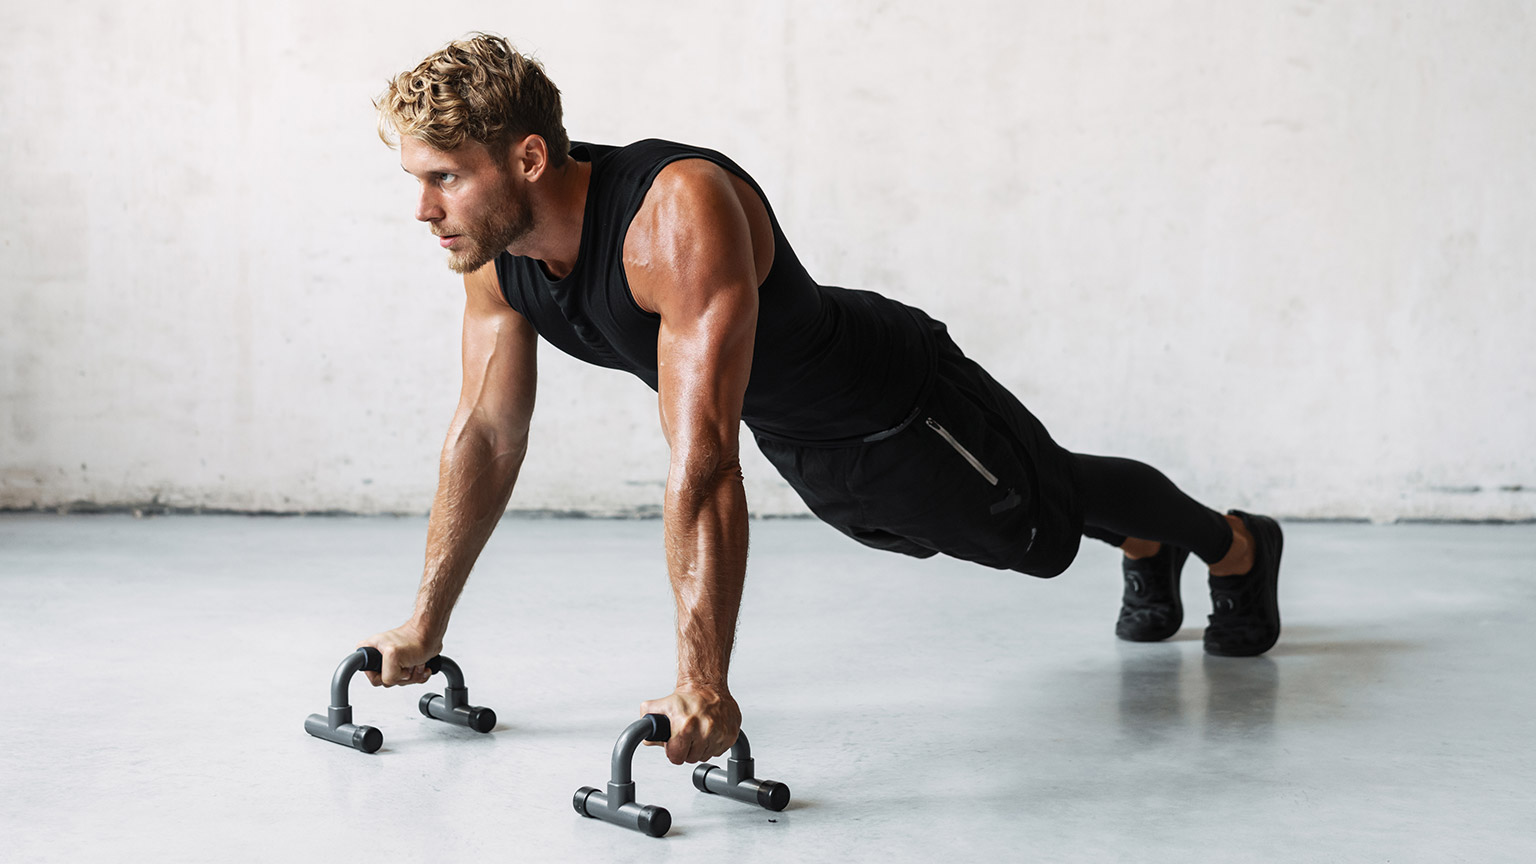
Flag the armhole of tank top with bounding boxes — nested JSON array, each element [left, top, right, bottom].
[[617, 151, 774, 322], [491, 252, 515, 309]]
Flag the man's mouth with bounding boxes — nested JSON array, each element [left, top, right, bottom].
[[438, 234, 461, 249]]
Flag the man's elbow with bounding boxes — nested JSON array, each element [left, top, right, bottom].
[[444, 415, 530, 467], [495, 425, 531, 462], [667, 441, 744, 501]]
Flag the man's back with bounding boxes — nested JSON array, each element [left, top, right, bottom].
[[493, 138, 937, 444]]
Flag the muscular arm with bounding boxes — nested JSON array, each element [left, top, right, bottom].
[[360, 261, 538, 686], [631, 161, 771, 763]]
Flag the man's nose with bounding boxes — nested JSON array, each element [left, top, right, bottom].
[[415, 191, 444, 223]]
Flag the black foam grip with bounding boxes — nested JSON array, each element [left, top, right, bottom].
[[426, 655, 444, 674], [358, 647, 383, 673], [645, 713, 671, 742]]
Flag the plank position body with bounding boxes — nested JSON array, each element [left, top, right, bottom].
[[358, 34, 1285, 765]]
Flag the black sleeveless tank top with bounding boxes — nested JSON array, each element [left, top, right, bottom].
[[493, 139, 935, 444]]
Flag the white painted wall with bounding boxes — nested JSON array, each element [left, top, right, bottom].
[[3, 0, 1533, 521]]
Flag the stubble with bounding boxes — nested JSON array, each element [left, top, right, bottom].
[[444, 180, 535, 274]]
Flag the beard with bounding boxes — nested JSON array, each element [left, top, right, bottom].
[[441, 180, 535, 274]]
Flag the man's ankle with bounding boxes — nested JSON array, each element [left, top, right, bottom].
[[1122, 537, 1162, 560], [1209, 514, 1254, 576]]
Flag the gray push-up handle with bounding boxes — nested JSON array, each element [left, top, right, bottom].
[[573, 714, 675, 837], [416, 655, 497, 733], [573, 714, 791, 838], [691, 730, 791, 812], [303, 647, 496, 753]]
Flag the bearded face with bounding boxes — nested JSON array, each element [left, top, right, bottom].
[[401, 136, 539, 275], [438, 171, 535, 274]]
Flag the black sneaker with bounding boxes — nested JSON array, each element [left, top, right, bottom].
[[1116, 543, 1190, 642], [1204, 510, 1283, 657]]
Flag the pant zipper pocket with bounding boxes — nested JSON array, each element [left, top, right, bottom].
[[925, 418, 999, 486]]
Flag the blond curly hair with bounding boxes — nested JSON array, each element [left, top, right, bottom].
[[377, 33, 569, 165]]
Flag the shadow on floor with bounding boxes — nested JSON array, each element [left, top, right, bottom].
[[1115, 625, 1421, 743]]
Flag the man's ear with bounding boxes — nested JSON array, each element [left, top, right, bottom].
[[511, 134, 550, 183]]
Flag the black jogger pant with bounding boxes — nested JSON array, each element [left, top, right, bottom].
[[754, 313, 1234, 575]]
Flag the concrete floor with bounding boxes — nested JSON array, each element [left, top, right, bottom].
[[0, 514, 1532, 863]]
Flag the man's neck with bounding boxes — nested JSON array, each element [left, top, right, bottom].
[[511, 158, 591, 280]]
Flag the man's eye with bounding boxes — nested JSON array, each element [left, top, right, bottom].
[[439, 173, 456, 183]]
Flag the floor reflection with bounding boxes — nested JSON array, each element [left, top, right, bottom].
[[1117, 645, 1187, 742], [1116, 644, 1280, 742], [1202, 654, 1279, 741]]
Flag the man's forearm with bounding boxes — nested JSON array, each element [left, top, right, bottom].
[[663, 457, 749, 688], [410, 426, 527, 643]]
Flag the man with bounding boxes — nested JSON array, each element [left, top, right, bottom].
[[358, 34, 1284, 767]]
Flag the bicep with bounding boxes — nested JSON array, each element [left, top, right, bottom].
[[453, 263, 537, 449]]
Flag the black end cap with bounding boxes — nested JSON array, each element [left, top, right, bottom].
[[470, 706, 497, 733], [418, 693, 437, 718], [638, 804, 671, 838], [645, 713, 671, 742], [358, 647, 383, 673], [356, 725, 383, 754], [692, 763, 717, 794], [426, 655, 444, 674], [573, 786, 598, 817], [757, 780, 790, 812]]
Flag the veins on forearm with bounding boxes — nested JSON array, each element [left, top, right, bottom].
[[414, 430, 524, 635], [664, 458, 748, 689]]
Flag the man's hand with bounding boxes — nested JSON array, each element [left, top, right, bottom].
[[640, 684, 742, 765], [356, 623, 443, 687]]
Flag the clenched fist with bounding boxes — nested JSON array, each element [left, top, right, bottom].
[[640, 684, 742, 765], [356, 623, 443, 687]]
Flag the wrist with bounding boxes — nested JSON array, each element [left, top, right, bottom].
[[675, 676, 731, 694], [404, 614, 447, 652]]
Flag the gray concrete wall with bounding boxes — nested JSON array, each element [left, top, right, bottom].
[[3, 1, 1532, 520]]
